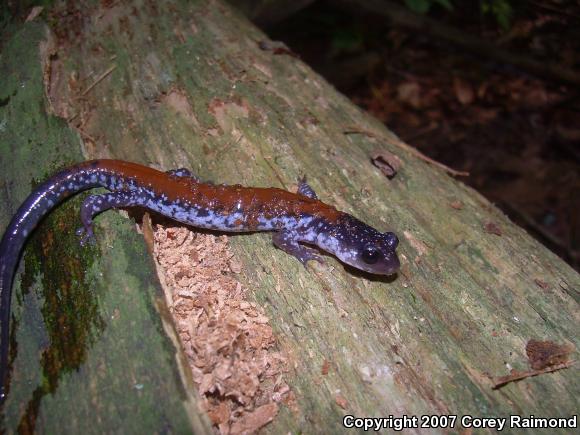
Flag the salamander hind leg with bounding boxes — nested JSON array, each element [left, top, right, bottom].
[[272, 231, 323, 266], [298, 176, 318, 199], [166, 168, 200, 182], [76, 192, 141, 246]]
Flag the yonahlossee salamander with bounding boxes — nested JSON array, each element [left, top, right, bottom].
[[0, 159, 399, 400]]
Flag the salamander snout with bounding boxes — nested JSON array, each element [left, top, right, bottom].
[[356, 237, 400, 275]]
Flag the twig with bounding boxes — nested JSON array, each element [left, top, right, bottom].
[[81, 65, 117, 96], [343, 126, 470, 177], [492, 360, 575, 390]]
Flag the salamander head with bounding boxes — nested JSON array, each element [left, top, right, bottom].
[[319, 215, 400, 275]]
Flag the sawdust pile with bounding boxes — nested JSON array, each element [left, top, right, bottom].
[[153, 226, 291, 434]]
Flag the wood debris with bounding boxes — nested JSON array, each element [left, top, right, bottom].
[[371, 150, 402, 179], [153, 226, 290, 434], [526, 339, 574, 370], [492, 339, 575, 389], [483, 221, 503, 236]]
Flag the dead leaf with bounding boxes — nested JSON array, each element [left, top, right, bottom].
[[492, 339, 575, 389], [526, 339, 574, 370], [397, 82, 421, 108], [25, 6, 43, 22], [453, 78, 474, 105], [523, 87, 548, 107], [450, 201, 463, 210]]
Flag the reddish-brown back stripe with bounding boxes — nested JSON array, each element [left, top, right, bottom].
[[82, 160, 343, 224]]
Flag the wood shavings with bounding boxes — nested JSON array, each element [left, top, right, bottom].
[[153, 226, 290, 434], [335, 393, 348, 409], [230, 403, 279, 435]]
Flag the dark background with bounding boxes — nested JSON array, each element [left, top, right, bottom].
[[239, 0, 580, 271]]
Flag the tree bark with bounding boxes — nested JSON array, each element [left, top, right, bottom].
[[0, 0, 578, 434]]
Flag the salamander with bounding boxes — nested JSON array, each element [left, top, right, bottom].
[[0, 159, 400, 400]]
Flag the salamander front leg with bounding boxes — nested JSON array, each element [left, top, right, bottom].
[[76, 192, 141, 246], [272, 231, 323, 266], [297, 176, 318, 199]]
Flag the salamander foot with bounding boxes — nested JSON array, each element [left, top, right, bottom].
[[272, 231, 324, 266], [76, 225, 96, 246]]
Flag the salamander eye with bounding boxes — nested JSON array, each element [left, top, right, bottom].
[[361, 246, 380, 264]]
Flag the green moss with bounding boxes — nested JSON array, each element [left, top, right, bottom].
[[17, 189, 104, 430]]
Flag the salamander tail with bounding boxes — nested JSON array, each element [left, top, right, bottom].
[[0, 163, 103, 402]]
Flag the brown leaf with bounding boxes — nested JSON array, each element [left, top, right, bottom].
[[454, 78, 474, 105], [450, 201, 463, 210], [25, 6, 43, 22], [397, 82, 422, 108], [526, 339, 574, 370]]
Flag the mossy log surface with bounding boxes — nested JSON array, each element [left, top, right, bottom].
[[0, 0, 578, 433]]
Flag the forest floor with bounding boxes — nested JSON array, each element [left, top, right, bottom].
[[268, 0, 580, 271]]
